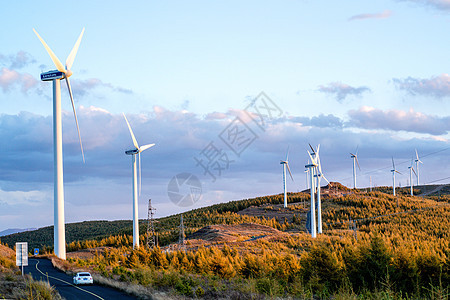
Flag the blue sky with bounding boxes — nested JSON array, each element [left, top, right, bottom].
[[0, 1, 449, 231]]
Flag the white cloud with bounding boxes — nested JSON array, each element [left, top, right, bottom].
[[0, 188, 49, 206], [0, 68, 39, 93], [347, 106, 450, 135], [348, 10, 392, 21], [400, 0, 450, 11], [318, 82, 371, 102], [393, 74, 450, 98]]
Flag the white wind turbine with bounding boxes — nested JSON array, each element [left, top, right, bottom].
[[391, 157, 401, 196], [280, 148, 294, 208], [408, 158, 417, 196], [309, 144, 330, 234], [33, 28, 85, 260], [305, 145, 318, 238], [414, 149, 423, 186], [350, 147, 361, 189], [123, 114, 155, 249]]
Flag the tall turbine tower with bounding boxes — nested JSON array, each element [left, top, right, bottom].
[[33, 28, 85, 260], [309, 144, 330, 234], [414, 149, 423, 186], [350, 147, 360, 189], [391, 157, 401, 196], [408, 158, 417, 196], [305, 147, 318, 238], [280, 148, 294, 208], [123, 114, 155, 249]]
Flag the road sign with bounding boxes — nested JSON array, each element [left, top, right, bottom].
[[16, 242, 28, 267], [34, 248, 39, 256]]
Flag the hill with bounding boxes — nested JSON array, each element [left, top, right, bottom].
[[0, 228, 37, 237], [0, 220, 133, 251], [1, 183, 449, 298]]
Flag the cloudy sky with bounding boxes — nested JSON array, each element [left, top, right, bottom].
[[0, 1, 449, 231]]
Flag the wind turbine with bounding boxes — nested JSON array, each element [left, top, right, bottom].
[[408, 158, 417, 196], [123, 114, 155, 249], [33, 28, 85, 260], [350, 147, 360, 189], [305, 145, 318, 238], [309, 144, 330, 234], [391, 157, 402, 196], [280, 148, 294, 208], [414, 149, 423, 186]]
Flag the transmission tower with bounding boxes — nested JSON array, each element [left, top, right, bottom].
[[146, 199, 156, 249], [179, 214, 186, 251]]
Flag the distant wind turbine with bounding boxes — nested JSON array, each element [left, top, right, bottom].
[[414, 149, 423, 186], [310, 144, 330, 234], [280, 147, 294, 208], [408, 158, 417, 196], [350, 147, 360, 189], [306, 144, 319, 238], [33, 28, 85, 260], [391, 157, 402, 196], [123, 113, 155, 249]]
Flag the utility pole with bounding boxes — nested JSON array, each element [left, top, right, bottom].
[[146, 199, 156, 249], [179, 214, 186, 251]]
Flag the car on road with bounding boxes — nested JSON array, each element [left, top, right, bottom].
[[73, 272, 93, 285]]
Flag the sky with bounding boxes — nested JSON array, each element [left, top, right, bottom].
[[0, 0, 449, 231]]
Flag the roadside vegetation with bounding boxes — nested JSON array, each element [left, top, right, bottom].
[[0, 243, 62, 300]]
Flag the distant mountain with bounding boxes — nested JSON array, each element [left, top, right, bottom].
[[0, 228, 37, 237]]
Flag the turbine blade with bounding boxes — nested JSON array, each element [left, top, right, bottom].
[[285, 146, 290, 162], [123, 113, 139, 149], [355, 145, 359, 155], [66, 28, 85, 70], [355, 156, 361, 171], [321, 174, 330, 185], [307, 151, 317, 166], [391, 157, 395, 169], [286, 163, 294, 182], [316, 144, 320, 155], [309, 143, 315, 154], [139, 143, 155, 152], [411, 167, 417, 177], [66, 78, 85, 163], [415, 149, 419, 160], [33, 29, 65, 73]]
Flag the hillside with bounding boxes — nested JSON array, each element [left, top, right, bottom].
[[0, 220, 133, 251], [1, 183, 449, 298]]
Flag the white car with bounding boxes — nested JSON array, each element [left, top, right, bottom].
[[73, 272, 93, 285]]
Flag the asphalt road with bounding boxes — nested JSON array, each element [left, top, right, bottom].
[[25, 258, 137, 300]]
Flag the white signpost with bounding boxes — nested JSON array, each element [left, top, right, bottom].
[[15, 242, 28, 275]]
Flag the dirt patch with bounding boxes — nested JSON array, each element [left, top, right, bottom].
[[0, 244, 15, 258], [67, 246, 113, 260], [188, 223, 284, 243]]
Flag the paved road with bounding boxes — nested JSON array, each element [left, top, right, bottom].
[[25, 258, 136, 300]]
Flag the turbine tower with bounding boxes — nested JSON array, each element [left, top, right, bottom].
[[309, 144, 330, 234], [305, 146, 318, 238], [408, 158, 417, 196], [280, 148, 294, 208], [391, 157, 401, 196], [123, 114, 155, 249], [350, 147, 360, 189], [33, 28, 85, 260], [414, 149, 423, 186]]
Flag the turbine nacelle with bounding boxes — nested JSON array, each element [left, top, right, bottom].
[[125, 149, 140, 155]]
